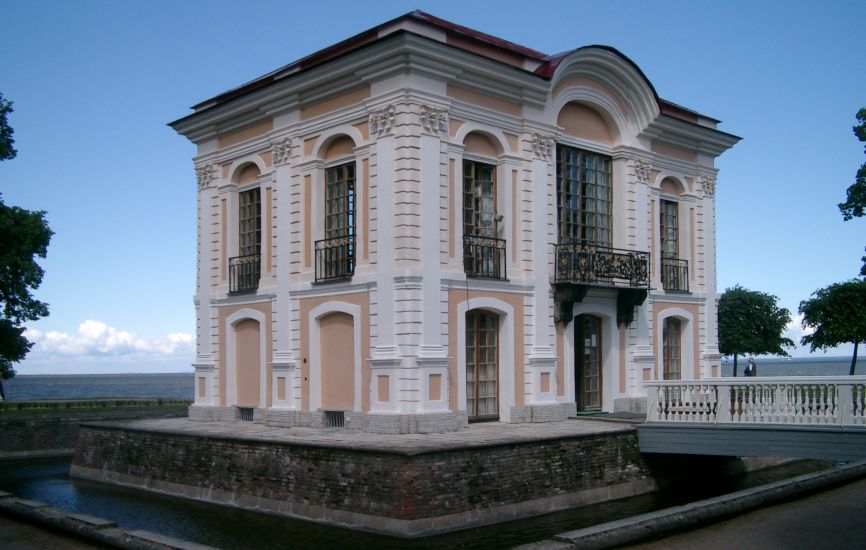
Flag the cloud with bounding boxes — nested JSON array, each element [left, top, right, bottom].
[[24, 321, 194, 358], [783, 313, 815, 346]]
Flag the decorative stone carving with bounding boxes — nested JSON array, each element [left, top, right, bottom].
[[195, 164, 216, 188], [630, 159, 653, 184], [419, 105, 447, 136], [531, 133, 554, 160], [698, 174, 717, 198], [369, 105, 396, 138], [271, 137, 292, 166]]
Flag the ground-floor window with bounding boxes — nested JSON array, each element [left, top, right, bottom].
[[575, 314, 602, 411], [466, 310, 499, 421], [663, 317, 682, 380]]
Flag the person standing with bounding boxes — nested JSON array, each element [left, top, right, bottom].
[[744, 357, 757, 377]]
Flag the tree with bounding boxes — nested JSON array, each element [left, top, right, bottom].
[[838, 107, 866, 276], [799, 279, 866, 375], [0, 93, 52, 381], [718, 285, 793, 376], [0, 93, 16, 161]]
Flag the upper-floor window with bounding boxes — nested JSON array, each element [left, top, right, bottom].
[[229, 184, 261, 294], [239, 187, 261, 258], [660, 199, 678, 259], [556, 145, 611, 245], [463, 159, 505, 279], [463, 160, 496, 238], [316, 161, 355, 281]]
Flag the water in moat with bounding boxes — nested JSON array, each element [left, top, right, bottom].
[[0, 457, 830, 549]]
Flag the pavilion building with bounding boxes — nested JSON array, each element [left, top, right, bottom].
[[170, 11, 739, 433]]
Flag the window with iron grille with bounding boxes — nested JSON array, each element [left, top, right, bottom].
[[463, 160, 496, 238], [317, 162, 355, 281], [663, 317, 682, 380], [660, 199, 678, 259], [239, 187, 261, 257], [325, 162, 355, 241], [556, 145, 612, 245]]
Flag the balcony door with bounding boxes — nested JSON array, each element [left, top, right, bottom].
[[575, 314, 603, 411]]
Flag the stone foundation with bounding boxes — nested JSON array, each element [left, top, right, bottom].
[[70, 420, 657, 537], [614, 397, 647, 415]]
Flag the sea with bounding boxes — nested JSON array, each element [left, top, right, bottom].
[[2, 356, 862, 402]]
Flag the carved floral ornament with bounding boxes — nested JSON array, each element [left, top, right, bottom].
[[630, 159, 653, 184], [698, 174, 717, 198], [195, 164, 216, 188], [270, 137, 292, 166], [419, 105, 448, 136], [369, 105, 396, 138], [531, 133, 554, 160]]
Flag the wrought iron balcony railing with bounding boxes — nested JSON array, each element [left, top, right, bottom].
[[661, 257, 689, 292], [554, 241, 649, 288], [464, 234, 506, 280], [315, 235, 354, 283], [229, 253, 260, 294]]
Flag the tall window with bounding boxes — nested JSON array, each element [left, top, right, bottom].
[[556, 145, 612, 245], [663, 317, 682, 380], [660, 199, 678, 259], [317, 161, 355, 281], [463, 160, 496, 237], [230, 187, 261, 294], [466, 310, 499, 421], [239, 187, 261, 257], [325, 162, 355, 240]]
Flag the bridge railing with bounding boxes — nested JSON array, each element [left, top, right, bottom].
[[645, 377, 866, 427]]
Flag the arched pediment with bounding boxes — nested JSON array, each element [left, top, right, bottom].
[[548, 46, 660, 139]]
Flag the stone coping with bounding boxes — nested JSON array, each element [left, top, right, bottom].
[[0, 491, 216, 550], [78, 417, 633, 456], [518, 459, 866, 549]]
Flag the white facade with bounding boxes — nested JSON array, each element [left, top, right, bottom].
[[172, 11, 739, 432]]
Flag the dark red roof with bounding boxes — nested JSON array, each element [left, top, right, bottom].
[[187, 10, 719, 126]]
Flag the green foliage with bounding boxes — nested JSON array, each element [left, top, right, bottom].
[[0, 93, 52, 380], [838, 108, 866, 276], [799, 279, 866, 375], [839, 108, 866, 221], [718, 285, 793, 375], [0, 93, 15, 161]]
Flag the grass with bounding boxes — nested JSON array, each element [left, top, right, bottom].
[[0, 398, 191, 418]]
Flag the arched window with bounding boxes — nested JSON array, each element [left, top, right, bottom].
[[316, 136, 356, 282], [663, 317, 682, 380], [462, 132, 505, 279], [659, 177, 687, 292], [466, 309, 499, 421], [231, 164, 261, 294]]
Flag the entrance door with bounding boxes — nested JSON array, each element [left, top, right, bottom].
[[575, 314, 602, 411], [466, 310, 499, 421]]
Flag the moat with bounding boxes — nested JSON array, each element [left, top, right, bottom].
[[0, 456, 831, 549]]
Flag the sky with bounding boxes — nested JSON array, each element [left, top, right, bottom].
[[1, 0, 864, 374]]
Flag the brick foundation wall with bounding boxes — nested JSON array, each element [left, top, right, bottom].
[[0, 408, 188, 456], [70, 423, 657, 535]]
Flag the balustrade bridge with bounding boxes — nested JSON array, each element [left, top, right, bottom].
[[638, 377, 866, 460]]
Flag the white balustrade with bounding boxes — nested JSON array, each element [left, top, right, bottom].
[[645, 377, 866, 427]]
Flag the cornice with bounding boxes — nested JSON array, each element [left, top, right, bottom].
[[641, 114, 741, 158], [171, 32, 551, 145]]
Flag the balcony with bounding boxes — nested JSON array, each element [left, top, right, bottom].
[[552, 241, 650, 326], [553, 241, 650, 288], [315, 235, 354, 283], [229, 254, 260, 295], [661, 257, 689, 292], [463, 234, 506, 280]]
